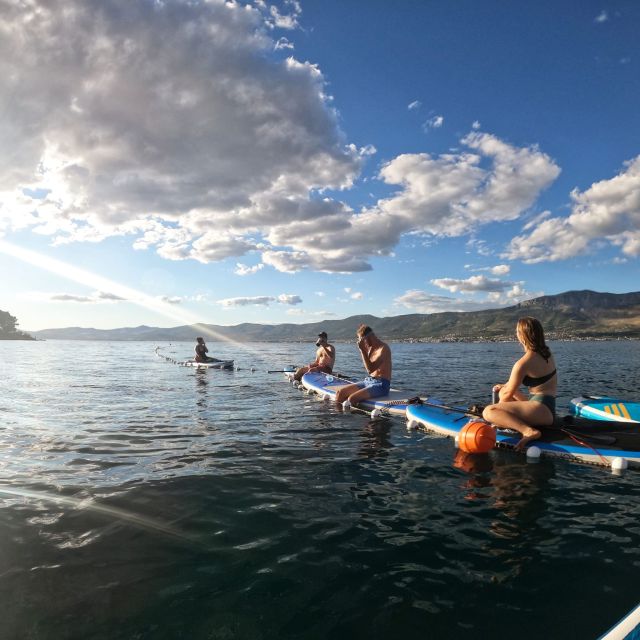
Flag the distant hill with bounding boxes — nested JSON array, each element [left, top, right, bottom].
[[30, 290, 640, 342], [0, 309, 34, 340]]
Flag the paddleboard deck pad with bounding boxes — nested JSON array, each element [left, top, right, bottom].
[[571, 395, 640, 424], [300, 371, 424, 417], [406, 402, 640, 468]]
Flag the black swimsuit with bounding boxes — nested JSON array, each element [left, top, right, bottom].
[[522, 369, 556, 387]]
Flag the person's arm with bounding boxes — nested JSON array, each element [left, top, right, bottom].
[[358, 341, 375, 374], [496, 356, 527, 401]]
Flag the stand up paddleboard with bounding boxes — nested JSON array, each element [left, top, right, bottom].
[[299, 371, 425, 417], [406, 402, 640, 468], [155, 346, 234, 370], [570, 396, 640, 423], [598, 601, 640, 640]]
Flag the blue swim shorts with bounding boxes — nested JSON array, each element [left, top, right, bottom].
[[355, 376, 391, 399]]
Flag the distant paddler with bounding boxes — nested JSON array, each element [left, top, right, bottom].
[[335, 324, 392, 405], [194, 337, 217, 363], [293, 331, 336, 381]]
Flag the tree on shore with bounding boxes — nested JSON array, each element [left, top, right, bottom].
[[0, 310, 34, 340]]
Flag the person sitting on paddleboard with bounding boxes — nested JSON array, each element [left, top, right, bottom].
[[482, 317, 557, 450], [294, 331, 336, 381], [335, 324, 392, 405], [194, 337, 216, 363]]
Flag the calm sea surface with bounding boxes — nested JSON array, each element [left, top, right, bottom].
[[1, 339, 640, 639]]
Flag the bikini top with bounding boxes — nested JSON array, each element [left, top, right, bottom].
[[522, 369, 557, 387]]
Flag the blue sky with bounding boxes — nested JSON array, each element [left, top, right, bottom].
[[1, 0, 638, 331]]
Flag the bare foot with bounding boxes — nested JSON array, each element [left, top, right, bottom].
[[515, 427, 541, 451]]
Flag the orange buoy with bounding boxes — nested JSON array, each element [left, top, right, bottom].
[[458, 421, 496, 454]]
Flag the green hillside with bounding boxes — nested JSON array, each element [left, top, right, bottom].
[[30, 290, 640, 341]]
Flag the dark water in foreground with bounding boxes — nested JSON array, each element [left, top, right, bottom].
[[1, 339, 640, 639]]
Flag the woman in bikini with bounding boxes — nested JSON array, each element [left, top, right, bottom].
[[482, 317, 557, 450]]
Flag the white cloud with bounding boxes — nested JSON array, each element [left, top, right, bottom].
[[2, 3, 593, 275], [351, 291, 363, 300], [286, 308, 335, 317], [47, 290, 126, 303], [0, 0, 361, 264], [275, 37, 294, 51], [217, 293, 302, 307], [344, 287, 352, 293], [314, 291, 325, 297], [489, 264, 510, 276], [506, 156, 640, 262], [393, 290, 495, 313], [594, 10, 608, 23], [466, 263, 511, 275], [423, 115, 444, 131], [431, 275, 517, 294], [408, 100, 421, 110], [394, 281, 540, 313], [472, 121, 481, 130], [277, 293, 302, 305], [159, 295, 182, 305], [234, 262, 264, 276]]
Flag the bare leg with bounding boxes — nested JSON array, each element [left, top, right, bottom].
[[346, 387, 375, 405], [294, 365, 310, 382], [335, 382, 362, 404], [483, 401, 553, 451]]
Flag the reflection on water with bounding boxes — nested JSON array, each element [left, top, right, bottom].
[[0, 339, 639, 639]]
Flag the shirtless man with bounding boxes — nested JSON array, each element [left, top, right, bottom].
[[194, 337, 216, 363], [294, 332, 336, 382], [335, 324, 392, 405]]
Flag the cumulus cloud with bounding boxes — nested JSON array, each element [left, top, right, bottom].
[[506, 156, 640, 262], [0, 0, 361, 262], [0, 2, 581, 275], [431, 275, 517, 294], [234, 262, 264, 276], [350, 291, 363, 300], [159, 295, 182, 305], [217, 293, 302, 307]]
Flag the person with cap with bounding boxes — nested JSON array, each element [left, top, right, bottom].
[[293, 331, 336, 381], [335, 324, 392, 405]]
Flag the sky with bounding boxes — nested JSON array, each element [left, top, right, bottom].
[[0, 0, 638, 331]]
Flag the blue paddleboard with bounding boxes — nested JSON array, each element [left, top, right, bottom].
[[406, 402, 640, 468], [299, 371, 424, 417], [571, 396, 640, 424]]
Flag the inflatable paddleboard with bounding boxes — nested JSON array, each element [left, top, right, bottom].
[[406, 402, 640, 468], [571, 396, 640, 424], [599, 601, 640, 639], [182, 359, 234, 369], [155, 347, 233, 370], [299, 371, 424, 417]]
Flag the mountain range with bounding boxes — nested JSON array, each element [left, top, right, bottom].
[[28, 290, 640, 342]]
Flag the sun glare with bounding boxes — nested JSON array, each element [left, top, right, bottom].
[[0, 239, 265, 360]]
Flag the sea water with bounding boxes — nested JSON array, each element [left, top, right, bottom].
[[0, 339, 639, 639]]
